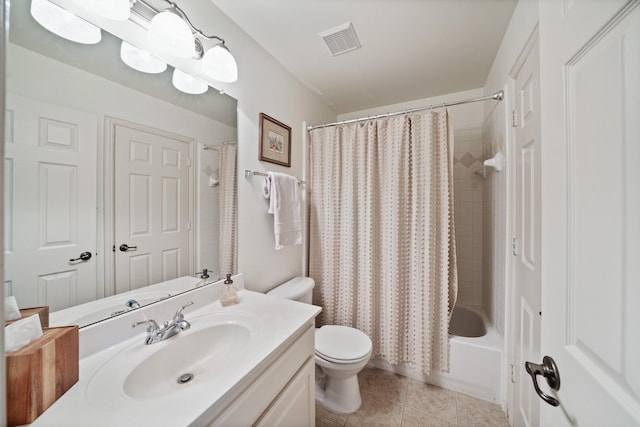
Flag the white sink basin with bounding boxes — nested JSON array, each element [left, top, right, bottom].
[[85, 310, 266, 407], [124, 322, 250, 398]]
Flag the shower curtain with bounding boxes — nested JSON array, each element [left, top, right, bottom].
[[218, 144, 238, 277], [308, 111, 457, 375]]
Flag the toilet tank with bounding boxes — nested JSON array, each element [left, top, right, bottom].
[[267, 277, 315, 304]]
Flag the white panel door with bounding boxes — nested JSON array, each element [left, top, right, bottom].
[[537, 1, 640, 425], [114, 124, 191, 293], [513, 39, 542, 427], [4, 94, 97, 311]]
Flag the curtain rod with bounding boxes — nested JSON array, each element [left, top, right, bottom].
[[306, 90, 503, 131]]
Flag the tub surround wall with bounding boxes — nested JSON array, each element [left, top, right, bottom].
[[198, 147, 221, 277], [453, 127, 483, 307], [481, 100, 508, 336]]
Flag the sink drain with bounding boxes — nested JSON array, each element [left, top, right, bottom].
[[177, 373, 194, 384]]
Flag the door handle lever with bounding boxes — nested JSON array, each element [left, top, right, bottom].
[[69, 251, 92, 262], [525, 356, 561, 407], [119, 244, 138, 252]]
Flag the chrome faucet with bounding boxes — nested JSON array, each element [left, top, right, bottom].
[[132, 301, 194, 345]]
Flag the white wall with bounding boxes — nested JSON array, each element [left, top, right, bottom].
[[184, 3, 337, 293], [481, 99, 508, 336], [339, 88, 487, 308], [198, 146, 221, 278], [0, 2, 6, 421]]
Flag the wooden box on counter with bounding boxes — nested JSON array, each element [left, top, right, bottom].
[[6, 326, 79, 426], [5, 306, 49, 328]]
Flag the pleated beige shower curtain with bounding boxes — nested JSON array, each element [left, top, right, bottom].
[[218, 144, 237, 277], [308, 111, 457, 375]]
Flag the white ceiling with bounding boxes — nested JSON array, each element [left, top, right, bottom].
[[212, 0, 517, 114]]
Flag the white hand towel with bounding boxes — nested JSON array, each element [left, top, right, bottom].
[[263, 172, 301, 250]]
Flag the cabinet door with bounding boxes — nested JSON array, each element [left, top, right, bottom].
[[255, 358, 315, 427]]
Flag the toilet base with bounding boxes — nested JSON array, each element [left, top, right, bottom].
[[315, 373, 362, 414]]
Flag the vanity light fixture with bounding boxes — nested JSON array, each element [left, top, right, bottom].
[[147, 8, 196, 58], [30, 0, 102, 45], [172, 68, 208, 95], [32, 0, 238, 91], [120, 41, 168, 74], [139, 0, 238, 82], [201, 44, 238, 83]]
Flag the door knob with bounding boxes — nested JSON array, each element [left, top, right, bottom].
[[69, 251, 92, 262], [119, 244, 138, 252], [525, 356, 561, 407]]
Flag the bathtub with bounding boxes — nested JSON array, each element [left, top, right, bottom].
[[368, 305, 503, 403]]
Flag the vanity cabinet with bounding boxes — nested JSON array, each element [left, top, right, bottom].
[[255, 359, 315, 427], [208, 323, 315, 426]]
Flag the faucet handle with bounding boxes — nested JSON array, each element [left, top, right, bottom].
[[173, 301, 194, 320], [132, 319, 160, 333]]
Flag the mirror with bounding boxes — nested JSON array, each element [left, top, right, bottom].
[[4, 0, 238, 327]]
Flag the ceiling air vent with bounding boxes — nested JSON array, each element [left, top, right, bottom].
[[319, 22, 361, 57]]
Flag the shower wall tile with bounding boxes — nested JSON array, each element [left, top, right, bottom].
[[481, 102, 507, 336], [453, 127, 483, 307]]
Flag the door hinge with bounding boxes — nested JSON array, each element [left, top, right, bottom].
[[187, 157, 192, 167], [512, 237, 518, 256], [510, 364, 516, 383], [512, 109, 518, 127], [187, 220, 192, 231]]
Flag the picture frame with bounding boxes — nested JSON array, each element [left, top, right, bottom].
[[258, 113, 291, 167]]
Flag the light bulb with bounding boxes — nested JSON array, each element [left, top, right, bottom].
[[201, 44, 238, 83], [148, 10, 195, 58], [120, 41, 167, 74], [31, 0, 101, 45], [172, 69, 208, 95], [73, 0, 130, 21]]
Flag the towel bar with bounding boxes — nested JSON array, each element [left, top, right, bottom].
[[244, 169, 305, 185]]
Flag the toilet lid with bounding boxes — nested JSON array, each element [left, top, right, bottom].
[[315, 325, 372, 362]]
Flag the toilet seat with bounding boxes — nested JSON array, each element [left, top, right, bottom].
[[315, 325, 372, 363]]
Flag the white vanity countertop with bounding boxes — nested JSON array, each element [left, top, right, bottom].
[[29, 285, 320, 427]]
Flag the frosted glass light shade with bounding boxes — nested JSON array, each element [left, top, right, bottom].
[[148, 10, 195, 58], [172, 69, 208, 95], [120, 41, 167, 74], [201, 44, 238, 83], [74, 0, 130, 21], [31, 0, 101, 45]]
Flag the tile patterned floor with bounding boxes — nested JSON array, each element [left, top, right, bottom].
[[316, 366, 509, 427]]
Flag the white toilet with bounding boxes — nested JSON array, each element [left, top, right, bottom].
[[267, 277, 372, 414]]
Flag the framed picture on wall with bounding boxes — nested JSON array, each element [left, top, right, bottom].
[[258, 113, 291, 167]]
